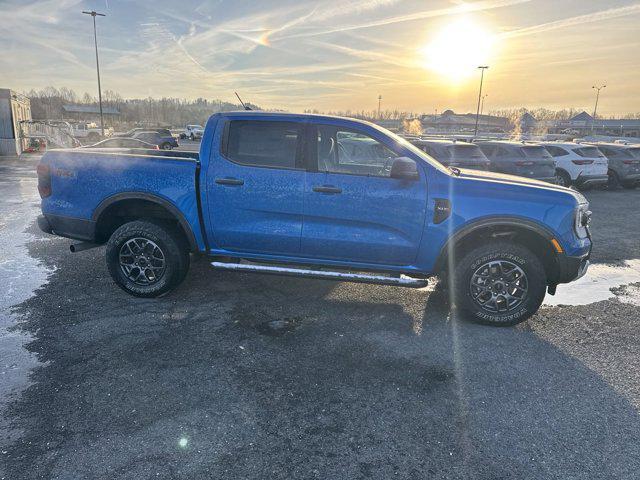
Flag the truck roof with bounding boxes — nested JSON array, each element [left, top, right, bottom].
[[213, 111, 378, 126]]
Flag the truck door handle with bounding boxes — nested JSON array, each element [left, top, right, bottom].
[[313, 185, 342, 194], [215, 177, 244, 186]]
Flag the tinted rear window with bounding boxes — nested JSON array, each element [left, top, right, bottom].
[[224, 121, 301, 169], [574, 147, 603, 158]]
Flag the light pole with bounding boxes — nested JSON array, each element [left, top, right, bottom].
[[591, 84, 606, 133], [83, 10, 106, 137], [377, 94, 382, 119], [474, 66, 489, 138], [480, 94, 488, 116]]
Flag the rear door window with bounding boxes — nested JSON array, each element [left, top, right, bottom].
[[545, 146, 569, 157], [223, 120, 302, 169]]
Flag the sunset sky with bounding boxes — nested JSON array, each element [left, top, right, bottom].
[[1, 0, 639, 116]]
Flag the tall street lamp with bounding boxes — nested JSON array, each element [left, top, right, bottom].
[[377, 94, 382, 119], [474, 66, 489, 138], [591, 84, 606, 133], [480, 94, 488, 116], [83, 10, 106, 137]]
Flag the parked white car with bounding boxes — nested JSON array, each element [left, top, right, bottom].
[[541, 142, 609, 189], [181, 124, 204, 140]]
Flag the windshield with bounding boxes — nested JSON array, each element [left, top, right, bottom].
[[628, 148, 640, 159]]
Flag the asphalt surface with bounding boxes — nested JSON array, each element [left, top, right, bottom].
[[1, 154, 639, 480]]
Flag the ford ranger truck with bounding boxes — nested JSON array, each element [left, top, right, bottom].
[[36, 112, 592, 326]]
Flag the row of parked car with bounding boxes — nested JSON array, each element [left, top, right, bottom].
[[82, 127, 179, 150], [406, 138, 640, 190]]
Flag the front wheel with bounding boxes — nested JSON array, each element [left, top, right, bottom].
[[452, 242, 547, 326], [106, 220, 190, 297]]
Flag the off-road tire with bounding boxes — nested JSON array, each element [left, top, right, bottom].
[[106, 220, 190, 297], [452, 242, 546, 326]]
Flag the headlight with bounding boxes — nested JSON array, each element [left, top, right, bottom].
[[574, 204, 591, 239]]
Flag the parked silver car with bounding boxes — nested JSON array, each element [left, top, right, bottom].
[[409, 139, 491, 170], [591, 143, 640, 189], [476, 141, 556, 183]]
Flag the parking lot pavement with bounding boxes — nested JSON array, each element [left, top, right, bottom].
[[1, 155, 639, 480], [175, 139, 201, 152]]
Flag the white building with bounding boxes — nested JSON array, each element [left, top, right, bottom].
[[0, 88, 32, 156]]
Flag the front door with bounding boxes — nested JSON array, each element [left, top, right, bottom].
[[302, 124, 428, 266], [207, 119, 305, 256]]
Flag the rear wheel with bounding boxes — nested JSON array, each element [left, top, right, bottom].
[[160, 142, 172, 150], [106, 220, 190, 297], [555, 169, 571, 188], [608, 169, 621, 189], [452, 242, 547, 326]]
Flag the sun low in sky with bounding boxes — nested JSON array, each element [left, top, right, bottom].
[[1, 0, 639, 115], [421, 18, 495, 81]]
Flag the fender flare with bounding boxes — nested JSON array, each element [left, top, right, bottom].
[[92, 192, 198, 251], [434, 216, 558, 272]]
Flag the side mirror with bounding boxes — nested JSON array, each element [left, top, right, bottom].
[[390, 157, 419, 180]]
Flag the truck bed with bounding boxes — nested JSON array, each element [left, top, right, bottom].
[[39, 148, 205, 250]]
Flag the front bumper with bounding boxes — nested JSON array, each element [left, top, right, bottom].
[[556, 252, 590, 283], [555, 228, 592, 284]]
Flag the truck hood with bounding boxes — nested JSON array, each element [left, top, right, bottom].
[[455, 167, 587, 203]]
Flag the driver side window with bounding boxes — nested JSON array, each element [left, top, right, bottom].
[[317, 125, 398, 177]]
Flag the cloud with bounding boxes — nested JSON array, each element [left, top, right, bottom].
[[501, 3, 640, 38], [272, 0, 531, 40]]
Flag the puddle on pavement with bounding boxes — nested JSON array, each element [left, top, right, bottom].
[[256, 318, 301, 336], [544, 259, 640, 307], [0, 158, 50, 446]]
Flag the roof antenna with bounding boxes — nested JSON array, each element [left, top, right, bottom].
[[235, 92, 251, 110]]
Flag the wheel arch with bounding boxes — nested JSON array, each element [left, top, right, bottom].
[[434, 217, 561, 284], [92, 192, 198, 251]]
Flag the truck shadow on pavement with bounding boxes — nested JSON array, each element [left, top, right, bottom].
[[3, 230, 640, 480]]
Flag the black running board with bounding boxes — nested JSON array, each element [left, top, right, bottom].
[[210, 262, 428, 288]]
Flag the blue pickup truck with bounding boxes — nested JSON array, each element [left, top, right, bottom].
[[37, 112, 592, 326]]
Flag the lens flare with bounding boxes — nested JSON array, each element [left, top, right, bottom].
[[422, 18, 495, 81]]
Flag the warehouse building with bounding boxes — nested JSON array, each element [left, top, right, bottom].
[[0, 88, 32, 156]]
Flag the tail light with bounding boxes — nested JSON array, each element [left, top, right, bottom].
[[623, 159, 640, 164], [36, 163, 51, 198], [515, 161, 534, 166], [154, 145, 160, 150], [571, 160, 594, 165]]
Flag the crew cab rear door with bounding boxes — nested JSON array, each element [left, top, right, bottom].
[[206, 118, 305, 255], [301, 123, 428, 266]]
